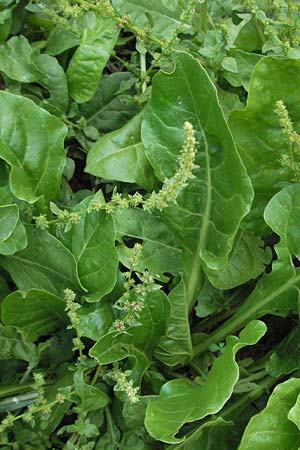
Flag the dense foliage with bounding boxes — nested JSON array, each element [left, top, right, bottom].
[[1, 0, 300, 448]]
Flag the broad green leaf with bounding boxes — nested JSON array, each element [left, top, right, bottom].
[[114, 208, 183, 276], [74, 368, 109, 412], [0, 201, 27, 256], [238, 378, 300, 450], [79, 72, 139, 134], [266, 327, 300, 377], [59, 198, 118, 301], [0, 36, 68, 114], [229, 57, 300, 230], [206, 231, 271, 290], [234, 17, 264, 52], [112, 0, 186, 40], [0, 35, 40, 82], [145, 320, 266, 443], [0, 325, 37, 366], [142, 51, 253, 363], [1, 289, 67, 341], [85, 113, 155, 190], [154, 278, 193, 366], [0, 227, 83, 296], [0, 91, 67, 203], [67, 16, 119, 103]]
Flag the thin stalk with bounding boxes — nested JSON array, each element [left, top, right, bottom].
[[200, 1, 207, 32], [139, 49, 147, 93], [105, 406, 119, 448]]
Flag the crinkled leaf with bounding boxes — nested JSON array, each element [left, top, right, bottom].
[[85, 112, 155, 190], [0, 91, 67, 203], [67, 16, 119, 103], [145, 320, 266, 443], [1, 289, 67, 341], [238, 378, 300, 450], [229, 57, 300, 231], [142, 51, 253, 363], [0, 227, 83, 296]]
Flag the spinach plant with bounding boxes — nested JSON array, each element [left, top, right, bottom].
[[0, 0, 300, 449]]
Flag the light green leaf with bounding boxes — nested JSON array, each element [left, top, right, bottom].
[[0, 91, 67, 203], [77, 300, 114, 341], [0, 227, 84, 296], [142, 51, 253, 363], [264, 184, 300, 258], [0, 204, 18, 241], [112, 0, 186, 40], [229, 57, 300, 230], [59, 197, 118, 301], [145, 320, 266, 443], [0, 219, 27, 255], [85, 113, 155, 189], [67, 16, 119, 103], [238, 378, 300, 450], [1, 289, 67, 341], [0, 8, 12, 43], [206, 231, 271, 290]]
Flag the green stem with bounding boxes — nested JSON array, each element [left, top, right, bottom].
[[139, 48, 147, 93], [91, 365, 102, 386], [105, 406, 119, 448], [200, 1, 207, 32], [111, 52, 140, 77]]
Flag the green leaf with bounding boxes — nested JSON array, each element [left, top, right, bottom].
[[0, 8, 12, 43], [238, 378, 300, 450], [1, 289, 67, 341], [112, 0, 185, 39], [0, 91, 67, 203], [90, 291, 170, 376], [266, 327, 300, 377], [0, 219, 27, 255], [142, 51, 253, 363], [0, 204, 18, 241], [74, 368, 109, 412], [154, 278, 193, 366], [77, 300, 114, 341], [145, 320, 266, 443], [235, 50, 262, 91], [264, 184, 300, 258], [0, 324, 37, 366], [59, 197, 118, 301], [234, 17, 264, 52], [67, 16, 119, 103], [0, 227, 84, 296], [79, 72, 139, 134], [85, 113, 155, 190], [229, 57, 300, 231], [0, 36, 68, 114], [206, 231, 271, 290], [114, 208, 183, 276]]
